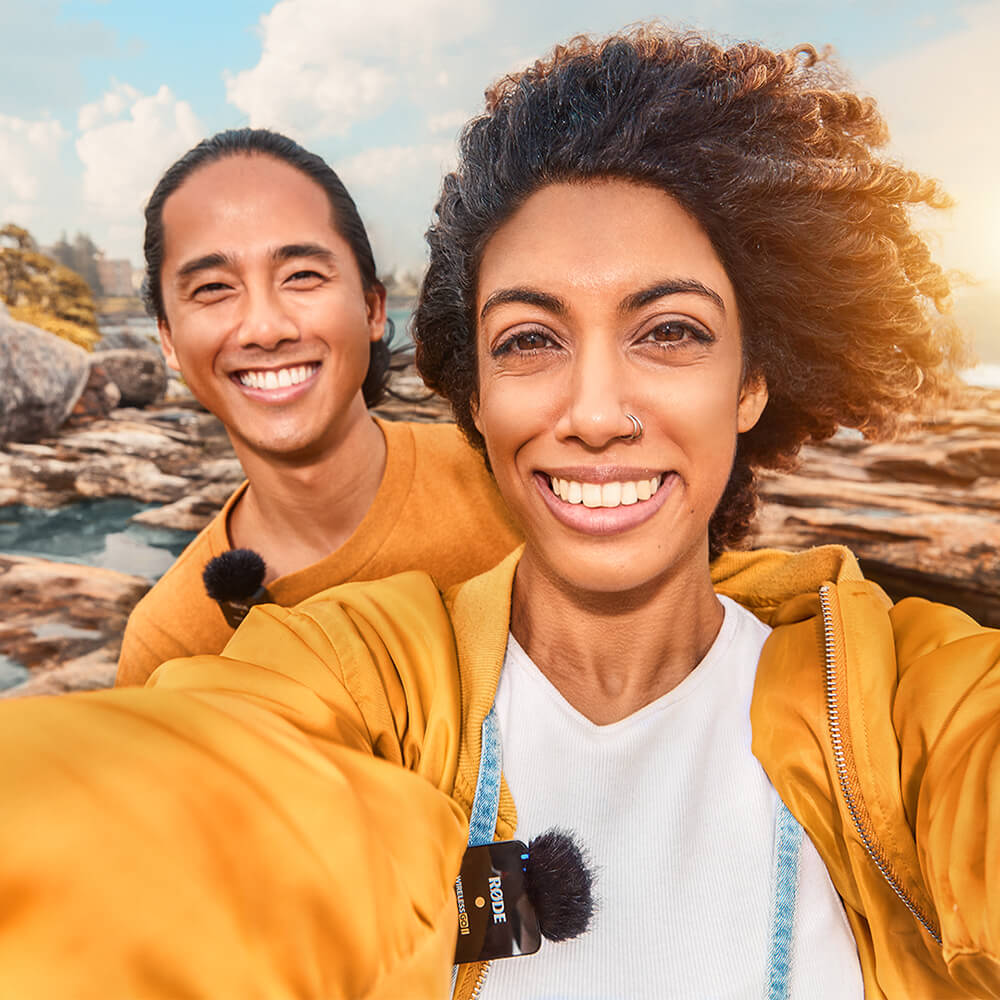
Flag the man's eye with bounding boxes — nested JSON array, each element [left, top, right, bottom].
[[193, 282, 231, 296], [286, 269, 324, 283]]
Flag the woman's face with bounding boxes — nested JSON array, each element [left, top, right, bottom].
[[473, 180, 767, 596]]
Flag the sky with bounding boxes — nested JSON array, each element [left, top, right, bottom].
[[1, 0, 997, 354]]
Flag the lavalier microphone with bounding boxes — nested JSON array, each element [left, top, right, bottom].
[[202, 548, 272, 627]]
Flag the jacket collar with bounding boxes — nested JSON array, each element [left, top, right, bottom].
[[445, 546, 522, 838]]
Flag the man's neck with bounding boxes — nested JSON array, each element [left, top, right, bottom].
[[226, 402, 388, 583]]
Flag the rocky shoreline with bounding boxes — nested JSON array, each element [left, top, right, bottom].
[[1, 366, 998, 696]]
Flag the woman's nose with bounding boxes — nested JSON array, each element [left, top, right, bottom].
[[557, 343, 633, 448], [237, 285, 300, 351]]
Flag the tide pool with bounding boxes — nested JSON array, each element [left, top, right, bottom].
[[0, 499, 196, 580]]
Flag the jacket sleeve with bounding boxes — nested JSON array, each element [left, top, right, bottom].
[[0, 573, 467, 1000], [892, 597, 1000, 996]]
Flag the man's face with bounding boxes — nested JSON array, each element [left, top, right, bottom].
[[157, 154, 385, 463]]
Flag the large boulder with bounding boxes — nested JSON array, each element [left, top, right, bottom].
[[92, 348, 167, 408], [0, 302, 91, 444]]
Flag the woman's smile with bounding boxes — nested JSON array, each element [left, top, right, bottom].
[[533, 468, 677, 536]]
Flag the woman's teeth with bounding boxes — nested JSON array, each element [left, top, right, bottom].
[[549, 475, 662, 508], [237, 364, 317, 390]]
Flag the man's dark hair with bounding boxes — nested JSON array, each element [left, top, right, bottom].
[[414, 27, 965, 558], [143, 128, 392, 408]]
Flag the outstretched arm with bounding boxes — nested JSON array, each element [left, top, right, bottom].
[[0, 572, 468, 999]]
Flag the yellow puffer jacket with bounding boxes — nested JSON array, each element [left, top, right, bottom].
[[0, 545, 997, 998]]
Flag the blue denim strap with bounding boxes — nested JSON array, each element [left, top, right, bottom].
[[467, 705, 502, 847], [452, 707, 503, 995], [766, 799, 803, 1000]]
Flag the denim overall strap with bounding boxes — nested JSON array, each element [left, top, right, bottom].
[[467, 704, 503, 847], [765, 799, 804, 1000], [452, 706, 504, 996]]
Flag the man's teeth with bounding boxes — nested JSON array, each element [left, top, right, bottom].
[[238, 364, 317, 390], [549, 475, 662, 508]]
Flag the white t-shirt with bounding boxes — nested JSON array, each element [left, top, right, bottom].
[[481, 596, 863, 999]]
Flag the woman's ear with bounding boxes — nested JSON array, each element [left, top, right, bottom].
[[737, 375, 768, 433], [470, 394, 482, 434]]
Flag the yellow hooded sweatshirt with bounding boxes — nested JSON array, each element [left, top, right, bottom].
[[0, 545, 997, 999]]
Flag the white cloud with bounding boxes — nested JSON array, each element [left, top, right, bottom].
[[427, 109, 470, 135], [862, 2, 1000, 284], [74, 84, 203, 255], [0, 115, 67, 205], [77, 82, 142, 132], [225, 0, 490, 139], [0, 114, 72, 236], [334, 141, 460, 272], [335, 141, 457, 189]]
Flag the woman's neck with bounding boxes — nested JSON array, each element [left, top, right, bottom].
[[509, 550, 724, 725]]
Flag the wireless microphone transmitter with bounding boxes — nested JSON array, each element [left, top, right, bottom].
[[454, 830, 594, 965]]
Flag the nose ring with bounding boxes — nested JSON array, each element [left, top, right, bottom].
[[624, 413, 643, 440]]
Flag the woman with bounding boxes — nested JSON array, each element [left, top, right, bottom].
[[0, 27, 995, 1000]]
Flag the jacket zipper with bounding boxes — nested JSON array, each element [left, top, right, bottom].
[[468, 961, 490, 999], [819, 584, 942, 945]]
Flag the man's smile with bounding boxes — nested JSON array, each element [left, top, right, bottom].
[[233, 362, 320, 391]]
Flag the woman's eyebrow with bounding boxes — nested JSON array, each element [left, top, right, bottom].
[[479, 287, 566, 321], [619, 279, 726, 314]]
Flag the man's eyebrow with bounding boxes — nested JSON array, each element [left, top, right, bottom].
[[619, 280, 726, 314], [479, 287, 567, 322], [272, 243, 338, 265], [175, 252, 232, 282]]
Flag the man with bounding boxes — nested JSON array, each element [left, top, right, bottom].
[[116, 129, 519, 685]]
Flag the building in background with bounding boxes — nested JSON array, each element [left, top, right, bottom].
[[95, 253, 135, 297]]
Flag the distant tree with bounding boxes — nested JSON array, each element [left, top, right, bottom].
[[71, 232, 103, 296], [49, 232, 75, 272], [0, 223, 100, 350]]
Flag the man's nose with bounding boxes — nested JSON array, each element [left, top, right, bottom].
[[237, 285, 300, 350]]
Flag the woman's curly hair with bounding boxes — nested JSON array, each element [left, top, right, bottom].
[[414, 26, 965, 558]]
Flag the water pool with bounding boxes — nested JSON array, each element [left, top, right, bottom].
[[0, 499, 197, 580]]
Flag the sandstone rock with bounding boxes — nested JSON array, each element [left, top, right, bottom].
[[94, 348, 168, 408], [0, 647, 118, 698], [69, 362, 121, 422], [74, 454, 190, 503], [95, 327, 160, 353], [0, 303, 90, 444], [131, 477, 242, 532], [0, 553, 148, 696], [752, 388, 1000, 627]]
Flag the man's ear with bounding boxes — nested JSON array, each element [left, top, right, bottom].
[[737, 374, 768, 433], [157, 318, 181, 373], [366, 283, 388, 343]]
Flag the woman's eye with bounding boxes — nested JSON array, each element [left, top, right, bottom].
[[642, 321, 712, 347], [493, 329, 555, 356]]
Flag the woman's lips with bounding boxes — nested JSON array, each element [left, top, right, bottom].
[[533, 469, 677, 535]]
